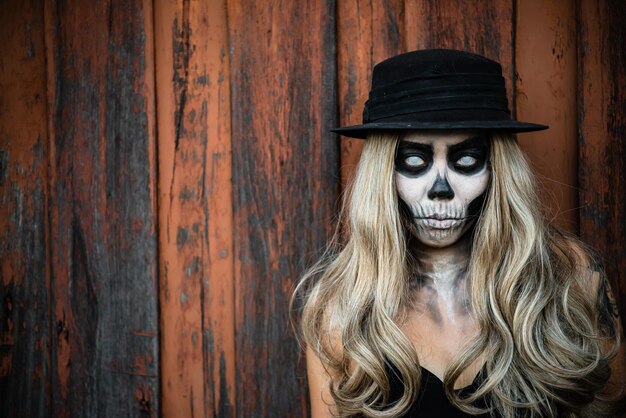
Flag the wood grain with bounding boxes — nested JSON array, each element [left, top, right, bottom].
[[516, 0, 578, 233], [577, 0, 626, 332], [45, 0, 159, 416], [0, 1, 50, 416], [337, 0, 406, 187], [227, 1, 338, 416], [154, 0, 235, 416]]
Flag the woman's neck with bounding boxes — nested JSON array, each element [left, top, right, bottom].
[[414, 234, 472, 282], [411, 234, 473, 322]]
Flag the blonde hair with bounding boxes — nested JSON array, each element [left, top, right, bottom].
[[292, 133, 622, 417]]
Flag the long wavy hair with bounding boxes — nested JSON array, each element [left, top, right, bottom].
[[292, 132, 623, 417]]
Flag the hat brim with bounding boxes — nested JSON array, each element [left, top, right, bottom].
[[331, 121, 549, 139]]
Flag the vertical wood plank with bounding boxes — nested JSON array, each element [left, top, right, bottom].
[[516, 0, 578, 233], [154, 0, 235, 416], [228, 1, 338, 415], [45, 0, 159, 416], [337, 0, 406, 187], [577, 0, 626, 331], [0, 0, 50, 416]]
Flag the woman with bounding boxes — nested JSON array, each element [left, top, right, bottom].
[[292, 49, 624, 417]]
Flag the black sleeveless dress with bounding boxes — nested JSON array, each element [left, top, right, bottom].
[[387, 366, 495, 417]]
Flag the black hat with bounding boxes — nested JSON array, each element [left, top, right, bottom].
[[332, 49, 548, 139]]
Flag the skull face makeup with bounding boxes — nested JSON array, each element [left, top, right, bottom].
[[395, 132, 490, 248]]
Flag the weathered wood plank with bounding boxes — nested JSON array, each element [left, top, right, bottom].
[[227, 1, 338, 415], [44, 0, 159, 416], [577, 0, 626, 332], [154, 0, 235, 416], [515, 0, 578, 233], [337, 0, 406, 187], [0, 1, 50, 416]]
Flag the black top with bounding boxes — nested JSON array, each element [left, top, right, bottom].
[[387, 366, 495, 417]]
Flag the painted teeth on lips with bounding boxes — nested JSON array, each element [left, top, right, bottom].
[[427, 214, 456, 220], [414, 216, 465, 229]]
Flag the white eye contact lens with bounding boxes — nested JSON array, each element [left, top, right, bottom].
[[457, 156, 477, 166], [406, 156, 424, 167]]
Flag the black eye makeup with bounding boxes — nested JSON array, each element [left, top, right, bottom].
[[395, 136, 489, 176], [447, 136, 489, 174], [395, 141, 432, 176]]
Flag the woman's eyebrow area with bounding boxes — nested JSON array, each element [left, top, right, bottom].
[[447, 136, 488, 153], [397, 141, 432, 152]]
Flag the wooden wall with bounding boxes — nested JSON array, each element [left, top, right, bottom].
[[0, 1, 624, 417]]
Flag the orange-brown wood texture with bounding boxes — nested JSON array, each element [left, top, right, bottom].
[[337, 0, 405, 186], [45, 0, 160, 416], [154, 0, 235, 416], [1, 0, 625, 417], [577, 0, 626, 335], [516, 0, 578, 232], [227, 1, 338, 416], [0, 0, 50, 416]]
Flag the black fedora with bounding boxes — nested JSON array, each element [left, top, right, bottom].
[[332, 49, 548, 139]]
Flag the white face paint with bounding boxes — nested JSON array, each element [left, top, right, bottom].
[[395, 132, 490, 249]]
